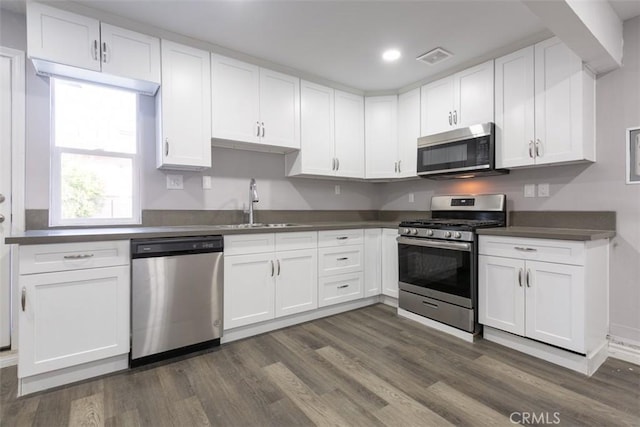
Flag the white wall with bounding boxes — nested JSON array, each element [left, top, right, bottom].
[[379, 16, 640, 344]]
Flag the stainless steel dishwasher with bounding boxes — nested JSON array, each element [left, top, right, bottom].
[[130, 235, 223, 366]]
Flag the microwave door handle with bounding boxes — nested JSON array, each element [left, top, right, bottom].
[[397, 236, 471, 252]]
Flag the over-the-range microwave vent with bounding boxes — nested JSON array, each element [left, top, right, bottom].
[[421, 168, 509, 180], [416, 47, 453, 65]]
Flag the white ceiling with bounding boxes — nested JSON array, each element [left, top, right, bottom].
[[4, 1, 640, 92]]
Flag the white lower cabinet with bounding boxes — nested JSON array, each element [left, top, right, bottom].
[[478, 235, 608, 355], [318, 273, 364, 307], [364, 229, 382, 297], [318, 229, 365, 307], [381, 229, 399, 298], [17, 241, 130, 386], [224, 232, 318, 329]]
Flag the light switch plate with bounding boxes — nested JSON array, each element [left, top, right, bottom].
[[408, 193, 415, 203], [538, 183, 550, 197], [202, 176, 212, 189], [524, 184, 536, 198], [334, 185, 341, 195], [166, 174, 184, 190]]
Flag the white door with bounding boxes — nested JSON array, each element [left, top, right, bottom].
[[275, 249, 318, 317], [300, 80, 335, 175], [211, 54, 260, 143], [0, 47, 23, 350], [495, 46, 535, 168], [365, 96, 398, 179], [223, 253, 275, 329], [397, 88, 420, 178], [99, 23, 160, 84], [478, 255, 525, 336], [525, 260, 585, 353], [334, 90, 365, 178], [259, 68, 300, 149], [381, 229, 399, 298], [420, 76, 454, 136], [454, 60, 494, 128]]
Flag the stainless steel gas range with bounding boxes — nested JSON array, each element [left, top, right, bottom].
[[397, 194, 506, 334]]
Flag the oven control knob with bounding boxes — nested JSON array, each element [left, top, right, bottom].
[[444, 231, 452, 238], [454, 232, 462, 239], [426, 229, 434, 236], [402, 228, 410, 235], [410, 228, 418, 235]]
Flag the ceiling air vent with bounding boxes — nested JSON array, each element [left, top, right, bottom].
[[416, 47, 453, 65]]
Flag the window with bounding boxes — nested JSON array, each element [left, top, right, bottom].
[[50, 78, 140, 226]]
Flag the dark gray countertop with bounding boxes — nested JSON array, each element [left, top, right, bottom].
[[476, 226, 615, 241], [5, 222, 401, 245]]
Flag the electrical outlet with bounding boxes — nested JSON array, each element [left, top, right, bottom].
[[524, 184, 536, 198], [408, 193, 415, 203], [166, 174, 184, 190], [334, 185, 341, 195], [202, 176, 212, 189], [538, 183, 550, 197]]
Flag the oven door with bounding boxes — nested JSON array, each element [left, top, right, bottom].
[[397, 236, 474, 308]]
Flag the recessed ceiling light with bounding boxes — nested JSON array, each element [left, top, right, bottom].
[[382, 49, 401, 62]]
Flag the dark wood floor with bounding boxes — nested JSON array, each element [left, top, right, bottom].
[[1, 304, 639, 426]]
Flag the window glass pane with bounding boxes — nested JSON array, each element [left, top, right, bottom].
[[60, 153, 133, 221], [52, 78, 137, 154]]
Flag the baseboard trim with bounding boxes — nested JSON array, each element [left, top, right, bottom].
[[0, 350, 18, 368], [608, 338, 640, 366]]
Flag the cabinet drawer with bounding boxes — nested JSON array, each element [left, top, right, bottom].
[[318, 272, 364, 307], [318, 229, 364, 247], [318, 246, 363, 277], [19, 241, 129, 274], [479, 236, 585, 266], [224, 233, 275, 256], [275, 231, 317, 251]]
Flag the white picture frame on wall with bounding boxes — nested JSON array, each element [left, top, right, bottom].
[[626, 127, 640, 184]]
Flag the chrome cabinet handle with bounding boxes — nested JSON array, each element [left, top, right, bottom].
[[453, 110, 457, 125], [0, 214, 4, 223], [535, 139, 541, 157], [21, 288, 26, 311], [261, 122, 265, 138], [526, 269, 531, 287], [102, 42, 108, 63], [518, 268, 523, 287], [335, 158, 339, 171], [0, 194, 4, 203], [63, 254, 94, 260], [337, 284, 349, 289], [448, 111, 452, 126], [529, 140, 534, 158], [337, 257, 348, 261], [514, 246, 537, 252], [394, 161, 398, 173], [92, 40, 98, 60], [270, 260, 274, 277], [256, 122, 260, 137], [336, 236, 349, 240], [332, 158, 336, 171], [165, 138, 169, 156], [276, 259, 281, 276], [397, 160, 401, 173]]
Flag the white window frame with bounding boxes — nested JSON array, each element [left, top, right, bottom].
[[49, 78, 142, 227]]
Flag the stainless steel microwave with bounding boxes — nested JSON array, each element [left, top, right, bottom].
[[417, 122, 508, 179]]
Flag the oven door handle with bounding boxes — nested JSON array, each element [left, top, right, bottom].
[[397, 236, 471, 252]]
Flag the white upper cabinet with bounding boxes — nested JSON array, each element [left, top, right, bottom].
[[495, 38, 595, 169], [421, 60, 494, 136], [156, 40, 212, 170], [365, 95, 398, 179], [26, 2, 160, 94], [211, 54, 300, 152], [396, 88, 420, 178], [286, 82, 364, 178]]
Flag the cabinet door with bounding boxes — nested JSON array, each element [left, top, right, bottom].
[[478, 255, 525, 336], [18, 266, 130, 378], [534, 38, 585, 165], [365, 96, 398, 179], [275, 249, 318, 317], [259, 68, 300, 149], [381, 229, 398, 298], [224, 253, 275, 329], [495, 46, 535, 168], [26, 2, 100, 71], [100, 23, 161, 84], [525, 261, 585, 353], [454, 60, 494, 128], [158, 40, 211, 169], [420, 76, 454, 136], [300, 80, 335, 175], [364, 229, 382, 297], [211, 54, 260, 144], [334, 90, 365, 178], [397, 88, 420, 178]]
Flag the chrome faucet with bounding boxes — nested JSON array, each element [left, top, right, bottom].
[[248, 178, 259, 225]]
